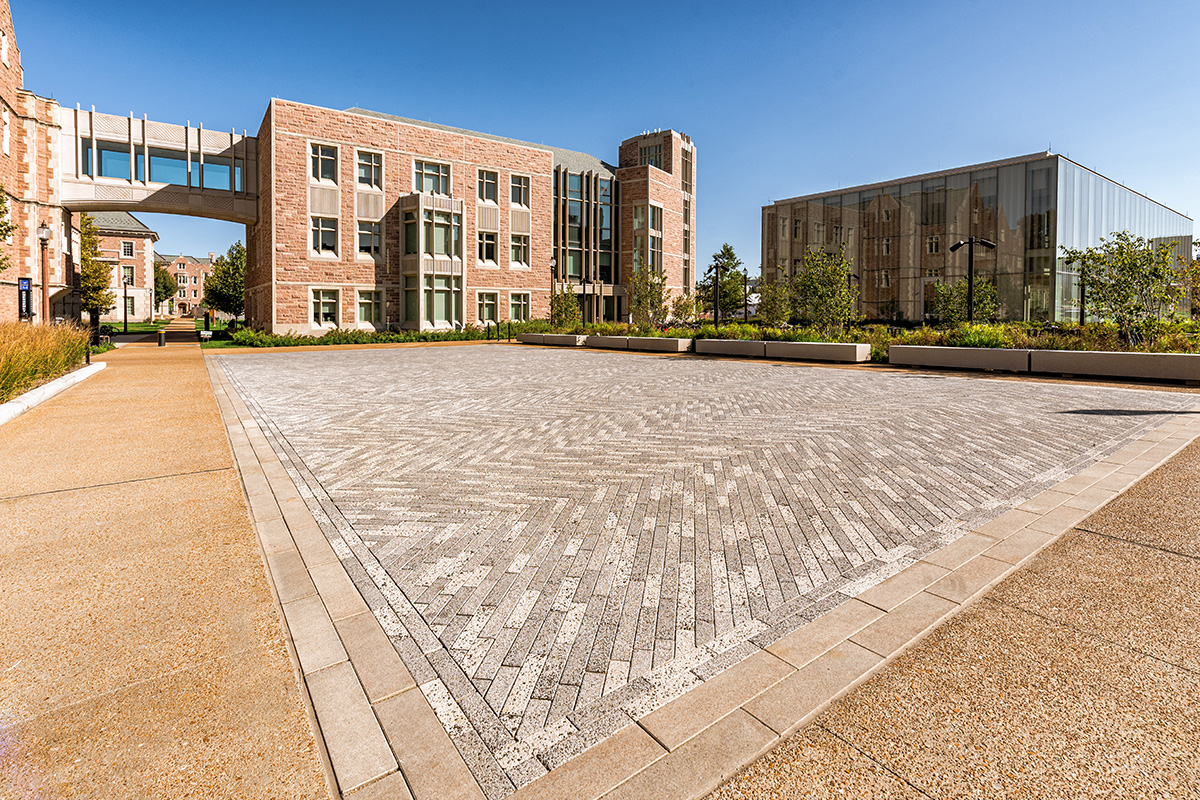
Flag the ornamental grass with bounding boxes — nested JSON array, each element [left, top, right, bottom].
[[0, 322, 89, 404]]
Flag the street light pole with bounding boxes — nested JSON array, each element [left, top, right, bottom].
[[949, 237, 996, 323], [743, 268, 748, 322], [123, 278, 131, 333], [36, 222, 52, 323]]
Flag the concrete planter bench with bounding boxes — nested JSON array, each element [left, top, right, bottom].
[[516, 333, 544, 344], [889, 345, 1031, 373], [695, 339, 767, 358], [541, 334, 587, 347], [1030, 349, 1200, 382], [584, 335, 629, 350], [764, 341, 871, 363], [627, 336, 692, 352]]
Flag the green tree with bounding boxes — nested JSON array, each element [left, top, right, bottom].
[[203, 240, 247, 319], [668, 291, 696, 324], [1184, 241, 1200, 318], [1062, 231, 1187, 342], [930, 278, 998, 324], [79, 212, 115, 323], [153, 262, 177, 315], [755, 276, 792, 328], [697, 243, 746, 321], [549, 286, 581, 329], [0, 189, 16, 274], [790, 245, 860, 338], [628, 256, 668, 326]]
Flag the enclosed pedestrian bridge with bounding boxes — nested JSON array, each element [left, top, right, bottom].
[[58, 106, 258, 224]]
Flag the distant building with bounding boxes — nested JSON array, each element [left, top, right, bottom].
[[91, 211, 157, 323], [155, 253, 213, 316], [762, 153, 1193, 322]]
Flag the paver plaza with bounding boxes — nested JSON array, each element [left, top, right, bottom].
[[217, 345, 1195, 796]]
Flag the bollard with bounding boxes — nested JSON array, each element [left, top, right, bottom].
[[158, 329, 167, 347]]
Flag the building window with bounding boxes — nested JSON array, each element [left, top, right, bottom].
[[358, 290, 382, 323], [882, 237, 891, 256], [649, 235, 662, 270], [878, 270, 892, 288], [511, 234, 529, 266], [424, 275, 461, 327], [358, 221, 382, 257], [176, 274, 187, 286], [882, 208, 892, 221], [357, 151, 382, 189], [926, 235, 940, 255], [312, 289, 338, 325], [793, 218, 803, 238], [415, 160, 450, 195], [511, 175, 530, 207], [122, 266, 134, 285], [780, 218, 788, 239], [567, 173, 582, 200], [683, 263, 690, 294], [478, 231, 497, 262], [510, 292, 530, 321], [403, 211, 418, 255], [477, 292, 498, 323], [192, 275, 198, 284], [121, 241, 134, 258], [311, 144, 337, 183], [681, 147, 693, 193], [125, 296, 135, 316], [478, 170, 497, 203], [814, 222, 825, 243], [423, 211, 462, 257], [634, 206, 646, 231], [312, 217, 338, 255], [649, 206, 663, 233], [639, 143, 662, 168], [192, 289, 198, 298]]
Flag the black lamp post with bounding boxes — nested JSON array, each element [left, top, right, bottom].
[[949, 237, 996, 322], [123, 278, 132, 333], [743, 268, 749, 322], [712, 264, 721, 328]]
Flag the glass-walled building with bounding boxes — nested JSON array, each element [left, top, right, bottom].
[[762, 153, 1193, 322]]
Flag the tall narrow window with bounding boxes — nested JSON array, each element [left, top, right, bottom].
[[510, 292, 530, 321], [311, 144, 337, 183], [403, 211, 418, 255], [511, 234, 529, 266], [358, 221, 382, 257], [511, 175, 530, 207], [311, 217, 338, 254], [357, 151, 382, 189], [478, 170, 497, 202], [358, 290, 382, 323], [122, 266, 134, 285], [681, 147, 693, 193], [477, 292, 498, 323], [478, 232, 497, 262]]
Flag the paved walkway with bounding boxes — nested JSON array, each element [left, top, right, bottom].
[[709, 434, 1200, 798], [0, 321, 329, 798]]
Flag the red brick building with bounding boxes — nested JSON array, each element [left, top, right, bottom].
[[92, 211, 157, 323], [245, 102, 696, 334], [155, 252, 212, 316]]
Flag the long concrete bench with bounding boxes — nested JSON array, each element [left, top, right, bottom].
[[695, 339, 767, 358], [584, 335, 629, 349], [541, 334, 587, 347], [889, 345, 1031, 373], [764, 341, 871, 363], [516, 333, 543, 344], [1030, 349, 1200, 382], [627, 336, 692, 352]]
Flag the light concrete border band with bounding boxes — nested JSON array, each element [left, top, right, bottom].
[[204, 352, 1200, 800], [0, 362, 106, 427]]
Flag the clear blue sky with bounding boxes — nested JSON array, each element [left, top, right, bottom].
[[16, 0, 1198, 273]]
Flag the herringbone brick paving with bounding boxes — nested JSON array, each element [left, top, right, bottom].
[[218, 346, 1194, 798]]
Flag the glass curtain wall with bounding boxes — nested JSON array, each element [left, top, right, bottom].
[[552, 167, 619, 322]]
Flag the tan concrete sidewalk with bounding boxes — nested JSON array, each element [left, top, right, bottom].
[[709, 436, 1200, 799], [0, 337, 328, 798]]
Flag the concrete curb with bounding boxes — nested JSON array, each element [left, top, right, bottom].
[[0, 362, 106, 427]]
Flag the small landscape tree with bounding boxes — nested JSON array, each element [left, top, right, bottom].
[[153, 262, 176, 315], [697, 243, 746, 321], [628, 256, 668, 326], [668, 291, 696, 324], [549, 286, 581, 329], [1062, 231, 1186, 342], [790, 245, 860, 338], [203, 240, 247, 321], [79, 212, 115, 328], [930, 278, 998, 325], [755, 276, 792, 328]]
